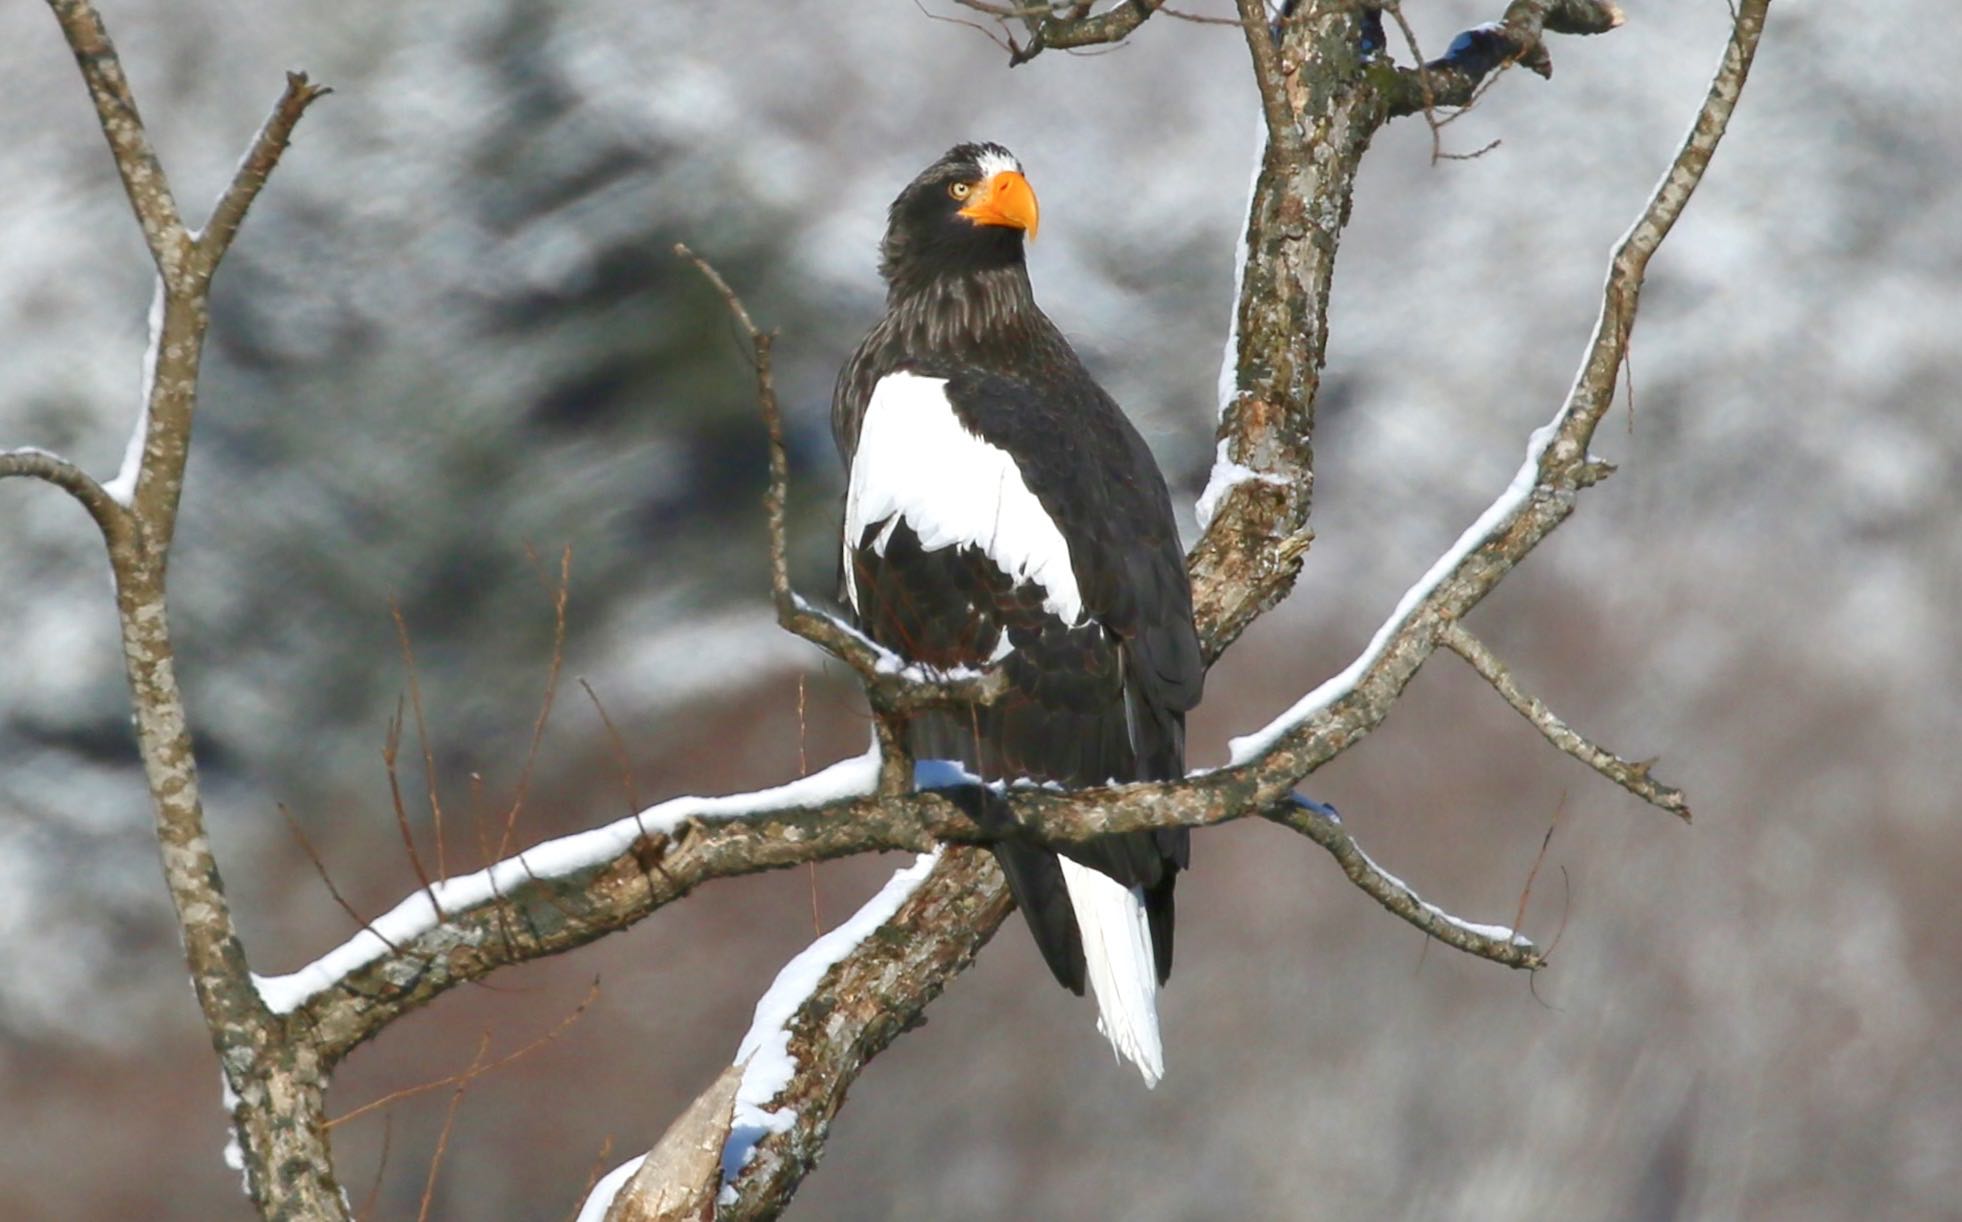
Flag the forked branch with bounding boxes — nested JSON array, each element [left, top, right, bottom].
[[15, 2, 338, 1216]]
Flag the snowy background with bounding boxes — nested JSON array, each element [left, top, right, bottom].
[[2, 1, 1959, 1217]]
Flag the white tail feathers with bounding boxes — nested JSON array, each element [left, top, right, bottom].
[[1055, 856, 1164, 1087]]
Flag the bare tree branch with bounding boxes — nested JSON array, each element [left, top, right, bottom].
[[1188, 0, 1374, 663], [1269, 798, 1543, 966], [1204, 0, 1769, 836], [272, 654, 1579, 1073], [43, 0, 192, 282], [194, 72, 333, 280], [1440, 623, 1692, 820], [717, 849, 1012, 1218], [330, 981, 599, 1130], [1376, 1, 1626, 119], [25, 1, 338, 1215], [1188, 0, 1628, 656], [0, 445, 130, 545], [953, 0, 1171, 65], [1234, 0, 1296, 149], [417, 1033, 490, 1222]]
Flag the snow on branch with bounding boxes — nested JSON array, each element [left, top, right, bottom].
[[580, 849, 1009, 1222], [254, 748, 885, 1017], [584, 845, 957, 1222], [1271, 797, 1541, 967], [718, 851, 944, 1197], [1218, 0, 1767, 785], [283, 653, 1587, 1073], [700, 847, 1012, 1221]]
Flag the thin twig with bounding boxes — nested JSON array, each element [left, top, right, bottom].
[[390, 604, 450, 882], [578, 680, 674, 904], [470, 769, 524, 961], [358, 1113, 392, 1222], [496, 543, 574, 861], [382, 697, 445, 919], [1380, 4, 1507, 163], [417, 1033, 490, 1222], [277, 802, 403, 953], [332, 980, 602, 1129], [567, 1136, 615, 1222], [1382, 2, 1446, 163], [1512, 793, 1565, 937], [580, 678, 645, 816], [1440, 617, 1691, 820], [914, 0, 1017, 56]]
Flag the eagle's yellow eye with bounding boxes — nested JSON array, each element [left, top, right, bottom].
[[949, 181, 973, 200]]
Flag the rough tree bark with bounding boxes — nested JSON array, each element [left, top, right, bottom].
[[0, 1, 1769, 1218]]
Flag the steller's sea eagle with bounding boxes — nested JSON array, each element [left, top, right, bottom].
[[833, 143, 1203, 1085]]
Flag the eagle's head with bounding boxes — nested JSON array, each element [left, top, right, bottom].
[[879, 142, 1040, 292]]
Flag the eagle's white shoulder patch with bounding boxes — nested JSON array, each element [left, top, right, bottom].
[[844, 370, 1082, 624]]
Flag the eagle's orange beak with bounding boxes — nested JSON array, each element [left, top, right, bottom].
[[958, 170, 1040, 240]]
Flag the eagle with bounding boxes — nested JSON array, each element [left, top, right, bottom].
[[833, 143, 1203, 1085]]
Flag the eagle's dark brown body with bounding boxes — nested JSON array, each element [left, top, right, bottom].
[[832, 144, 1201, 1079]]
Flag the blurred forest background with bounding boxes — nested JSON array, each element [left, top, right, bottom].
[[2, 2, 1957, 1218]]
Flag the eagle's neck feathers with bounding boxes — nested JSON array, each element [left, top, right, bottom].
[[879, 264, 1048, 364]]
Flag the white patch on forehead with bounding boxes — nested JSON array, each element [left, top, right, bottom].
[[975, 148, 1021, 179]]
